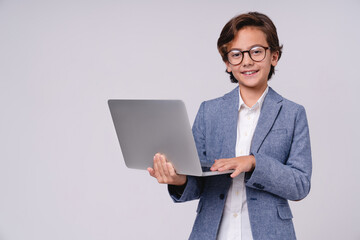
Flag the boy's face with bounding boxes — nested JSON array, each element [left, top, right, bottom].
[[226, 26, 279, 92]]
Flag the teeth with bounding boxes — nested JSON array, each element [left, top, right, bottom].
[[243, 71, 257, 75]]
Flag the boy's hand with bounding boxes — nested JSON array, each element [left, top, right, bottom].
[[148, 153, 187, 186], [210, 155, 256, 178]]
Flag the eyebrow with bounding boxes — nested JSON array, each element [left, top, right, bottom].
[[229, 44, 266, 51]]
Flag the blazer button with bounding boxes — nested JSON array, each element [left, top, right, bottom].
[[219, 194, 225, 200], [253, 183, 265, 190]]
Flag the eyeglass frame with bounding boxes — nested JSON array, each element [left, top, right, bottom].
[[226, 45, 271, 66]]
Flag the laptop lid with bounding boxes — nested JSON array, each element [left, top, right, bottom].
[[108, 99, 232, 177]]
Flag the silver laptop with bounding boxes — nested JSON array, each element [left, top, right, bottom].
[[108, 99, 233, 177]]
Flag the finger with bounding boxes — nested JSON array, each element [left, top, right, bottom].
[[154, 160, 166, 183], [218, 163, 232, 171], [219, 160, 239, 171], [167, 162, 177, 177], [155, 154, 166, 177], [211, 158, 232, 170], [212, 159, 229, 171], [153, 154, 160, 176], [160, 154, 170, 176], [230, 168, 242, 178], [153, 153, 159, 168], [210, 159, 222, 170]]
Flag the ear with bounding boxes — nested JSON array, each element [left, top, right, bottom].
[[271, 51, 279, 67], [225, 61, 232, 73]]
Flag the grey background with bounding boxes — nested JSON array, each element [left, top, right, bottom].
[[1, 0, 359, 239]]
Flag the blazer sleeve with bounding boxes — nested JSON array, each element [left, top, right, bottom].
[[246, 105, 312, 201], [168, 102, 206, 202]]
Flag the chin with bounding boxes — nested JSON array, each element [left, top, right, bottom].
[[237, 76, 267, 89], [238, 79, 261, 88]]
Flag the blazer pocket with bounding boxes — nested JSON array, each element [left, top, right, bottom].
[[277, 204, 293, 220], [270, 128, 287, 134], [261, 128, 291, 162], [196, 200, 203, 214]]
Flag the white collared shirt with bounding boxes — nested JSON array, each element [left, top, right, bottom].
[[217, 86, 269, 240]]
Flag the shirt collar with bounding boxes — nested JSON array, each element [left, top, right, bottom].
[[238, 86, 269, 111]]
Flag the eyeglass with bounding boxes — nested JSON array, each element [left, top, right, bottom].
[[226, 46, 270, 65]]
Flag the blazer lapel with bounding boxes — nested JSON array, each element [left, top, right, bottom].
[[220, 87, 239, 158], [250, 87, 283, 154]]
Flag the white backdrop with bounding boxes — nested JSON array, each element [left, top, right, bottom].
[[1, 0, 360, 239]]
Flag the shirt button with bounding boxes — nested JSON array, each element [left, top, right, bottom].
[[247, 116, 251, 120], [244, 132, 248, 136], [233, 213, 238, 217]]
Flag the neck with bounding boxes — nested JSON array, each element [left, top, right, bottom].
[[239, 84, 268, 108]]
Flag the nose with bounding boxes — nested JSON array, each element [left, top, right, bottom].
[[242, 52, 254, 66]]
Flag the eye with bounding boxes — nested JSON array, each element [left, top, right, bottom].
[[229, 50, 242, 59], [250, 47, 264, 56]]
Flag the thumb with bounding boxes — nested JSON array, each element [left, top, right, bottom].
[[148, 167, 155, 177], [230, 169, 241, 178]]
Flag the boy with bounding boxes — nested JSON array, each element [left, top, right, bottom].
[[148, 12, 312, 240]]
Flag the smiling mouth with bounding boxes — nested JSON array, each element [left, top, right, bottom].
[[242, 70, 259, 76]]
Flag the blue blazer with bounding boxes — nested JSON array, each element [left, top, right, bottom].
[[168, 86, 312, 240]]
